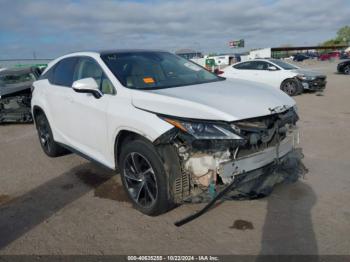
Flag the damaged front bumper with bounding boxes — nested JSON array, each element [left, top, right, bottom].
[[182, 129, 304, 203], [219, 130, 298, 182], [155, 107, 306, 204], [301, 77, 327, 91]]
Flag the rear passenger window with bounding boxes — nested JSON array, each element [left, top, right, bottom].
[[233, 62, 253, 70], [252, 61, 269, 70], [53, 57, 78, 87]]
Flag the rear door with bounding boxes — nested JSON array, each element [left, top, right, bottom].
[[223, 61, 259, 81], [45, 57, 78, 144], [251, 61, 283, 88]]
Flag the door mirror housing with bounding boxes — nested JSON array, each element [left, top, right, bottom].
[[72, 78, 102, 98], [267, 66, 278, 71]]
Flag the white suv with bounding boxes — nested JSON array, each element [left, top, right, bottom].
[[221, 59, 326, 96], [32, 50, 301, 215]]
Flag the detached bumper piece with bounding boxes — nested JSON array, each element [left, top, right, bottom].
[[221, 148, 307, 200], [301, 76, 327, 91], [174, 148, 306, 227], [0, 95, 33, 123]]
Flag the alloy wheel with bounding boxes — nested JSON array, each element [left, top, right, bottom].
[[283, 81, 297, 95], [123, 152, 158, 208], [344, 66, 350, 75], [37, 117, 51, 153]]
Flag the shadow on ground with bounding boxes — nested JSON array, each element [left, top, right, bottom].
[[258, 181, 318, 260], [0, 162, 124, 250]]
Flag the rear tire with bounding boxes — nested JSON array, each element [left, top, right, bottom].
[[344, 65, 350, 75], [118, 138, 173, 216], [281, 79, 302, 96], [35, 113, 68, 157]]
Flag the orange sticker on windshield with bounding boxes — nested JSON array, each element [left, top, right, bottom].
[[143, 77, 155, 84]]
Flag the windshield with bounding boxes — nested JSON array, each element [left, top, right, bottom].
[[101, 51, 223, 89], [270, 59, 298, 70]]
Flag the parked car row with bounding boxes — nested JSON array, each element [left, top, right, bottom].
[[291, 51, 349, 62]]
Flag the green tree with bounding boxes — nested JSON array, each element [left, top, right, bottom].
[[322, 25, 350, 46], [336, 26, 350, 43]]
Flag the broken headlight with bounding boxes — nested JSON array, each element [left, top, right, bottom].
[[161, 117, 243, 140], [296, 74, 316, 81]]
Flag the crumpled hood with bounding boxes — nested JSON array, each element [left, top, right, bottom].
[[291, 68, 326, 77], [131, 79, 296, 121], [0, 82, 32, 98]]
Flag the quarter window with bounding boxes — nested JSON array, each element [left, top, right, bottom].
[[53, 57, 78, 87], [53, 57, 77, 87]]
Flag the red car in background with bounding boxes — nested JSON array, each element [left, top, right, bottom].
[[319, 51, 340, 61]]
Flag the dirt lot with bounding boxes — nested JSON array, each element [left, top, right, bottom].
[[0, 60, 349, 255]]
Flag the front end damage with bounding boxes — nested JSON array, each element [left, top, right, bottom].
[[0, 67, 41, 124], [0, 92, 33, 123], [155, 107, 307, 204]]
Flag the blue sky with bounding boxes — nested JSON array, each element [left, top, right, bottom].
[[0, 0, 349, 59]]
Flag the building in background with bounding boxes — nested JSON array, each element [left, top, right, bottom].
[[175, 49, 203, 60]]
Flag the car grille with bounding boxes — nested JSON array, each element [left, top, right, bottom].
[[232, 108, 298, 158]]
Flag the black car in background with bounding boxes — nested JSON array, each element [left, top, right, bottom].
[[337, 60, 350, 75], [293, 53, 310, 62], [0, 67, 42, 123]]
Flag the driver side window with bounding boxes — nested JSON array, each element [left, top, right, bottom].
[[74, 57, 115, 95]]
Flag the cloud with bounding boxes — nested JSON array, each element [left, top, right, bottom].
[[0, 0, 349, 59]]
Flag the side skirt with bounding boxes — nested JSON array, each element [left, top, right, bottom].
[[57, 142, 115, 172]]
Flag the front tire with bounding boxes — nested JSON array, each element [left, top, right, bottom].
[[118, 139, 173, 216], [281, 79, 302, 96], [344, 65, 350, 75], [35, 113, 68, 157]]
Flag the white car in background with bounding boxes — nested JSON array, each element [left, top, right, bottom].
[[32, 50, 302, 216], [221, 59, 327, 96]]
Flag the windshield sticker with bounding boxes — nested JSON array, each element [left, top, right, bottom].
[[183, 62, 201, 71], [143, 77, 155, 84]]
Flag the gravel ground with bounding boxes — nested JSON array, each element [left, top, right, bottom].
[[0, 60, 349, 255]]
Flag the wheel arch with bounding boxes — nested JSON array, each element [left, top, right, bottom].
[[32, 105, 45, 124], [114, 129, 153, 169]]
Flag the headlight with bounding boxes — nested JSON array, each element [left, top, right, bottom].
[[161, 117, 243, 140], [297, 74, 316, 81]]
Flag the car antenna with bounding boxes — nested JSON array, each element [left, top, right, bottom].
[[174, 173, 247, 227]]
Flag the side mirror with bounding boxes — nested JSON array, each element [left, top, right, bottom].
[[267, 66, 278, 71], [72, 78, 102, 99]]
